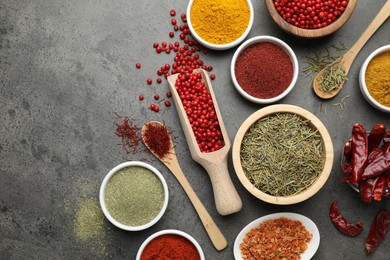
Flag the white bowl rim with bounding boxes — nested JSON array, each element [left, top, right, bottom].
[[359, 44, 390, 113], [233, 212, 320, 260], [135, 229, 205, 260], [99, 161, 169, 231], [230, 35, 299, 104], [186, 0, 254, 50]]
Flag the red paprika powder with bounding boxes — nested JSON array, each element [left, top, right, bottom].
[[234, 42, 293, 99], [140, 234, 200, 260]]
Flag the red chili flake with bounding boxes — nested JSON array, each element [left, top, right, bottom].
[[240, 217, 312, 259], [114, 114, 141, 155]]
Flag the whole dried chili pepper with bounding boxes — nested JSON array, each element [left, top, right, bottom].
[[359, 177, 379, 203], [362, 145, 390, 180], [351, 124, 368, 184], [343, 140, 352, 161], [373, 174, 387, 201], [368, 124, 386, 154], [329, 199, 364, 237], [365, 209, 390, 255]]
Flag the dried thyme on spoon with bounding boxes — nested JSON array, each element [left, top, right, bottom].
[[240, 113, 324, 197]]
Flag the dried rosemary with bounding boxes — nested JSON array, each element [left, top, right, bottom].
[[318, 61, 348, 93], [240, 113, 324, 197]]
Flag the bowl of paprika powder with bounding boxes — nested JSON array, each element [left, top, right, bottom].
[[136, 229, 205, 260], [231, 36, 299, 104]]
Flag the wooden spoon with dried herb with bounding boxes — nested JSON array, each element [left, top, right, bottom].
[[313, 0, 390, 99], [141, 121, 227, 251]]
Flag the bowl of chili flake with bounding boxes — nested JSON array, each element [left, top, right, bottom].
[[234, 212, 320, 260], [231, 35, 299, 104]]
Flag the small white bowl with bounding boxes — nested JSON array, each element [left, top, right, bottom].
[[231, 36, 299, 104], [99, 161, 169, 231], [187, 0, 254, 50], [136, 229, 205, 260], [234, 213, 320, 260], [359, 45, 390, 113]]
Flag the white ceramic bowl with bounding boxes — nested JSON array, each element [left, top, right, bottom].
[[359, 45, 390, 113], [234, 213, 320, 260], [187, 0, 254, 50], [231, 36, 299, 104], [136, 229, 205, 260], [99, 161, 169, 231]]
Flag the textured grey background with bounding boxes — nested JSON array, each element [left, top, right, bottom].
[[1, 0, 390, 259]]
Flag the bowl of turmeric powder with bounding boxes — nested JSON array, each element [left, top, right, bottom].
[[187, 0, 254, 50], [359, 45, 390, 113]]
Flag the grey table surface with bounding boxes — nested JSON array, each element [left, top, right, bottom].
[[1, 0, 390, 259]]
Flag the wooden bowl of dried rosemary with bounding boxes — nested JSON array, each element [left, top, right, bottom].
[[232, 105, 333, 205]]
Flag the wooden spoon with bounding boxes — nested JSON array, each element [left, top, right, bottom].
[[313, 0, 390, 99], [141, 121, 227, 251], [167, 69, 242, 216]]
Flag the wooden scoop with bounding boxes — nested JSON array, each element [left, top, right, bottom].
[[313, 0, 390, 99], [167, 69, 242, 216], [141, 121, 227, 251]]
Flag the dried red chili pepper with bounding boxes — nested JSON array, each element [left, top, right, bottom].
[[373, 174, 387, 201], [351, 124, 368, 184], [359, 177, 377, 203], [362, 145, 390, 180], [368, 124, 386, 154], [341, 162, 352, 175], [365, 209, 390, 255], [343, 140, 352, 161], [329, 199, 364, 237]]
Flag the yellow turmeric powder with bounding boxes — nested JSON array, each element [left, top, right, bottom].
[[365, 51, 390, 107], [190, 0, 250, 45]]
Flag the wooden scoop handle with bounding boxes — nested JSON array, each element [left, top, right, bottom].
[[343, 0, 390, 71], [165, 157, 228, 251], [200, 157, 243, 216]]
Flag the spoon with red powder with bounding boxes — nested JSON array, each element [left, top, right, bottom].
[[141, 121, 227, 251]]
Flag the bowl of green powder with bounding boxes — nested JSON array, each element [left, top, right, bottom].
[[187, 0, 254, 50], [232, 105, 334, 205], [359, 45, 390, 113], [99, 161, 169, 231]]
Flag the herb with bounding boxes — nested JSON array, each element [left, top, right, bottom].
[[143, 122, 172, 158], [114, 113, 141, 155], [318, 61, 348, 93], [240, 113, 324, 197], [104, 166, 165, 226]]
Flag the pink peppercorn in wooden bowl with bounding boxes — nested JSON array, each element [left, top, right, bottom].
[[231, 35, 299, 104], [264, 0, 357, 38]]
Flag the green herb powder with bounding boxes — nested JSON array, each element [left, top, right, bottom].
[[104, 166, 165, 226], [240, 113, 324, 197]]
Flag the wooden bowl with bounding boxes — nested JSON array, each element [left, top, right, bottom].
[[264, 0, 357, 38], [232, 105, 334, 205]]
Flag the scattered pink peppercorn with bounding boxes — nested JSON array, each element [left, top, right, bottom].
[[166, 92, 172, 98], [154, 94, 160, 100], [170, 9, 176, 16], [210, 74, 216, 80], [135, 63, 141, 69], [147, 78, 153, 85], [164, 100, 171, 107], [139, 95, 144, 101]]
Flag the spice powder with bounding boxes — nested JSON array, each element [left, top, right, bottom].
[[104, 166, 165, 226], [235, 42, 293, 99]]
